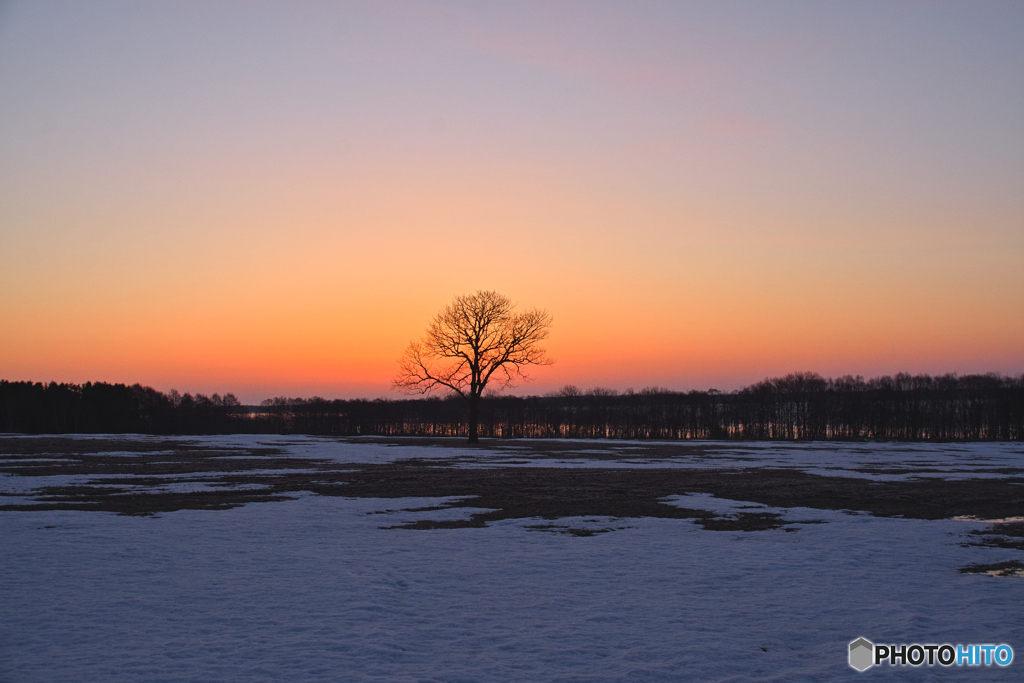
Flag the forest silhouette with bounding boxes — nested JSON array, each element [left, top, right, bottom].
[[2, 372, 1021, 440]]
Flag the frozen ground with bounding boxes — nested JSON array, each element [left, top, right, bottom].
[[2, 436, 1023, 682], [159, 434, 1024, 479], [5, 433, 1023, 476]]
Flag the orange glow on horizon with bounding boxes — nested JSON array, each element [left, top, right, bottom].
[[1, 4, 1021, 402]]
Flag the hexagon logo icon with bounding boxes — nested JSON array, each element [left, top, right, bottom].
[[849, 638, 874, 671]]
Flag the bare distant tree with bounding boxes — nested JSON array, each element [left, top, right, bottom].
[[394, 290, 553, 443]]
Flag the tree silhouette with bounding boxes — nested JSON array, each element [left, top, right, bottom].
[[394, 290, 553, 443]]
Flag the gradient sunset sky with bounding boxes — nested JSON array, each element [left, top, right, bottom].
[[1, 1, 1022, 403]]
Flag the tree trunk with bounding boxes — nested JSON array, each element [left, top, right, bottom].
[[467, 393, 480, 444]]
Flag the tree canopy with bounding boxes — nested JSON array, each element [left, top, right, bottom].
[[393, 290, 553, 442]]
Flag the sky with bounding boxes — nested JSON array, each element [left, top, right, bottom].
[[1, 1, 1022, 403]]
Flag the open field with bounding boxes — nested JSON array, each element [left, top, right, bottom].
[[2, 436, 1023, 681]]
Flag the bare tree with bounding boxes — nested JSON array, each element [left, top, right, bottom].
[[394, 290, 553, 443]]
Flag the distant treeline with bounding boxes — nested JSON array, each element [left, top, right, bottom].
[[0, 382, 242, 435], [2, 372, 1023, 440]]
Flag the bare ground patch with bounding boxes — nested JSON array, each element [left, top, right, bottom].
[[959, 560, 1024, 578], [2, 438, 1023, 534]]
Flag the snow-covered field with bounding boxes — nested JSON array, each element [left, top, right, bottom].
[[2, 436, 1022, 682]]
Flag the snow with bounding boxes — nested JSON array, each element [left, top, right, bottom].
[[175, 434, 1024, 480], [8, 433, 1022, 478], [2, 436, 1023, 681]]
